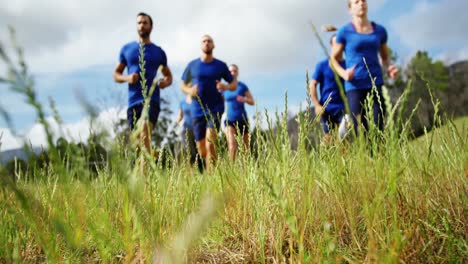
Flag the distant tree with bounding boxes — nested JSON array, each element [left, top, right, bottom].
[[394, 51, 450, 137], [86, 133, 108, 174], [406, 51, 449, 91], [384, 48, 405, 90], [56, 137, 70, 159], [152, 97, 178, 155], [2, 158, 27, 181], [113, 97, 180, 158]]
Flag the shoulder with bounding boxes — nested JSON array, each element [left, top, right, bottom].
[[337, 23, 353, 35], [149, 43, 164, 51], [238, 81, 248, 90], [372, 22, 387, 34], [372, 22, 386, 31], [319, 59, 329, 67], [315, 59, 328, 71], [214, 58, 228, 67], [149, 43, 166, 54], [186, 58, 200, 68], [121, 41, 138, 51]]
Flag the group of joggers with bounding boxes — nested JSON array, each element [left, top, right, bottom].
[[113, 0, 399, 172]]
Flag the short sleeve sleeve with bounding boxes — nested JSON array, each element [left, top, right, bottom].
[[240, 82, 249, 95], [181, 62, 192, 83], [161, 49, 168, 67], [380, 25, 388, 45], [311, 62, 324, 84], [119, 46, 127, 65], [222, 63, 234, 83], [336, 26, 347, 46]]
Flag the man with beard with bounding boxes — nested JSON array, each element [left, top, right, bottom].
[[181, 35, 237, 172], [113, 12, 173, 157]]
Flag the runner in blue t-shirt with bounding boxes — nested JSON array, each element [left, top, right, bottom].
[[113, 12, 173, 156], [223, 64, 255, 161], [181, 35, 237, 171], [330, 0, 398, 135], [176, 95, 197, 166], [310, 34, 345, 144]]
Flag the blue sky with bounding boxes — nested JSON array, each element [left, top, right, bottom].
[[0, 0, 466, 150]]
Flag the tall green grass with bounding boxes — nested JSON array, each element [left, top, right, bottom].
[[0, 27, 467, 263], [1, 115, 466, 263]]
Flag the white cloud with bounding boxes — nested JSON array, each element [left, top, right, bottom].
[[0, 0, 389, 75], [0, 128, 23, 150], [391, 0, 468, 58], [0, 107, 125, 151], [436, 47, 468, 65]]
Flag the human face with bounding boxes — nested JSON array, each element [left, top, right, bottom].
[[229, 66, 239, 78], [348, 0, 368, 17], [137, 15, 152, 39], [201, 35, 214, 55]]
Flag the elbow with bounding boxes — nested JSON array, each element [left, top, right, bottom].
[[180, 84, 187, 93], [113, 72, 123, 83]]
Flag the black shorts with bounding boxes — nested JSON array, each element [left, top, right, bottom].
[[320, 110, 344, 134], [192, 115, 222, 141], [127, 101, 160, 130], [226, 119, 249, 135]]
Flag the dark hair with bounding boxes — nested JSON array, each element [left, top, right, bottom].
[[137, 12, 153, 26], [329, 34, 336, 45]]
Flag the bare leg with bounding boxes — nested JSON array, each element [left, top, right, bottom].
[[242, 132, 250, 154], [138, 121, 154, 172], [226, 126, 237, 161], [205, 128, 218, 172], [196, 138, 207, 159], [322, 133, 333, 146]]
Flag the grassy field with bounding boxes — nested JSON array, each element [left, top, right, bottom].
[[0, 112, 466, 263]]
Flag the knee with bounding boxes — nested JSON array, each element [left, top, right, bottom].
[[227, 139, 237, 151], [197, 142, 207, 157]]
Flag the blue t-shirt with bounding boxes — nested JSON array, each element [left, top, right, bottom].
[[223, 81, 249, 122], [311, 59, 345, 113], [119, 41, 167, 107], [179, 100, 193, 130], [181, 58, 233, 118], [336, 22, 387, 91]]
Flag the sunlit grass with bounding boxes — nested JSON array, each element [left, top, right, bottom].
[[0, 26, 466, 263], [0, 115, 466, 263]]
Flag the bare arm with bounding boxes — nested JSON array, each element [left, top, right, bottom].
[[176, 108, 183, 124], [309, 79, 323, 116], [330, 44, 347, 79], [181, 81, 198, 97], [226, 78, 238, 91], [217, 78, 238, 92], [379, 43, 391, 69], [244, 91, 255, 105], [113, 62, 138, 84], [237, 91, 255, 105], [380, 43, 398, 79], [309, 79, 320, 106], [331, 43, 356, 81], [158, 66, 173, 89]]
